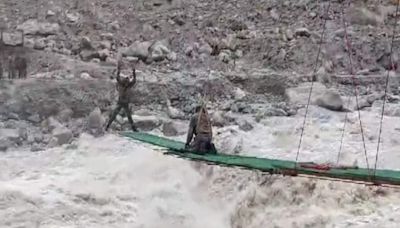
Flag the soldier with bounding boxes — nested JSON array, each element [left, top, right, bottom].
[[185, 104, 217, 154], [105, 63, 138, 132]]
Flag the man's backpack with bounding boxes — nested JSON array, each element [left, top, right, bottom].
[[196, 105, 212, 136]]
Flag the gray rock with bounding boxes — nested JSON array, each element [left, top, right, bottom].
[[285, 82, 328, 105], [0, 129, 20, 143], [52, 127, 73, 145], [149, 41, 171, 61], [0, 139, 11, 152], [57, 108, 73, 123], [122, 41, 153, 61], [80, 36, 93, 50], [66, 12, 80, 23], [132, 115, 162, 131], [198, 43, 212, 55], [348, 6, 384, 26], [99, 41, 112, 50], [30, 144, 44, 152], [211, 111, 227, 127], [162, 121, 179, 137], [41, 117, 63, 133], [80, 50, 100, 61], [98, 49, 110, 61], [87, 107, 105, 130], [295, 28, 311, 37], [218, 50, 231, 63], [315, 89, 343, 111], [237, 119, 254, 132], [17, 19, 60, 35], [33, 38, 46, 50]]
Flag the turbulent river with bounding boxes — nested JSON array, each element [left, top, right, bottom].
[[1, 104, 400, 228]]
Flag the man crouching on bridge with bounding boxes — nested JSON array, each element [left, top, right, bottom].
[[185, 104, 217, 154]]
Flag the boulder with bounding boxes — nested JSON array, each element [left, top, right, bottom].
[[17, 19, 60, 36], [149, 41, 172, 61], [211, 111, 227, 127], [295, 28, 311, 37], [57, 108, 73, 123], [80, 36, 93, 50], [132, 115, 162, 131], [121, 41, 153, 61], [41, 117, 63, 133], [237, 119, 254, 132], [285, 82, 328, 105], [315, 89, 343, 111], [80, 50, 100, 61], [87, 107, 105, 132], [167, 106, 185, 119], [162, 121, 186, 136], [52, 126, 73, 145], [33, 38, 47, 50]]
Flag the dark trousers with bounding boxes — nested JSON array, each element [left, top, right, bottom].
[[190, 134, 217, 154], [105, 103, 137, 131]]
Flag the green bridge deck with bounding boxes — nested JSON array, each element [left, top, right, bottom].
[[121, 132, 400, 186]]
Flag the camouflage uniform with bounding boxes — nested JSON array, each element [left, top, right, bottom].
[[185, 106, 216, 154], [105, 68, 138, 132]]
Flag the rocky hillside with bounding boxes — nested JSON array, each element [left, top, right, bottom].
[[1, 0, 400, 152]]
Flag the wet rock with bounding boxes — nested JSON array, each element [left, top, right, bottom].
[[211, 111, 227, 127], [263, 107, 288, 117], [30, 144, 44, 152], [0, 139, 11, 152], [132, 115, 162, 131], [17, 19, 60, 36], [315, 89, 343, 111], [162, 121, 185, 136], [41, 117, 63, 133], [0, 129, 20, 144], [285, 82, 328, 105], [52, 126, 73, 145], [167, 106, 185, 119], [87, 107, 105, 136], [237, 119, 254, 132]]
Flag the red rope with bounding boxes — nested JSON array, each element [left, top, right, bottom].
[[337, 1, 371, 176], [374, 0, 400, 177], [295, 2, 331, 167]]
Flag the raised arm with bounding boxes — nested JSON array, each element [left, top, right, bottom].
[[128, 67, 137, 87], [116, 61, 122, 83]]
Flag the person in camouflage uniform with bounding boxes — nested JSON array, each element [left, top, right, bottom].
[[185, 104, 217, 154], [105, 63, 138, 132]]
